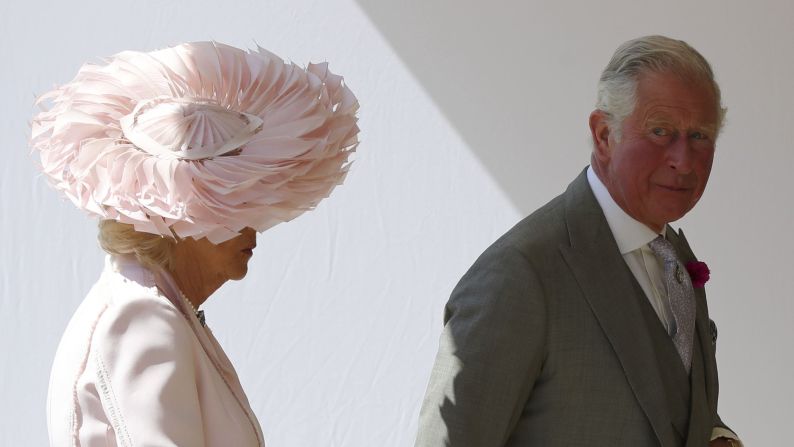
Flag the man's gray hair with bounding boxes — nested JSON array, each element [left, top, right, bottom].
[[596, 35, 726, 140]]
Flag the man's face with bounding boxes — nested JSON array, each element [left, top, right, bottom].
[[593, 71, 720, 232]]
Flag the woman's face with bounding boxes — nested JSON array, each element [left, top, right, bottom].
[[185, 227, 258, 282]]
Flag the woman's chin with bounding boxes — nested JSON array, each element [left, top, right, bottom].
[[228, 265, 249, 281]]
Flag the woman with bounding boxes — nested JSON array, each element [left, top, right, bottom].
[[32, 41, 359, 446]]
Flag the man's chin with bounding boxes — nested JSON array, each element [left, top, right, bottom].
[[648, 196, 700, 222], [650, 208, 693, 228]]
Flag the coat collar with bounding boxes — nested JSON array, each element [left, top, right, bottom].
[[586, 166, 660, 254], [558, 169, 679, 447]]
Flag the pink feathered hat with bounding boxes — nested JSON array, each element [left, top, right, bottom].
[[31, 41, 359, 243]]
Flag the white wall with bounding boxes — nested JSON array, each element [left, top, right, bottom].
[[1, 0, 790, 445]]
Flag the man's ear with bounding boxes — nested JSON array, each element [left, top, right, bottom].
[[589, 110, 612, 163]]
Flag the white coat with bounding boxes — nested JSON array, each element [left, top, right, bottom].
[[47, 255, 264, 446]]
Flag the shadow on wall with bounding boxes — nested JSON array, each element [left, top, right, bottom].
[[354, 0, 614, 215]]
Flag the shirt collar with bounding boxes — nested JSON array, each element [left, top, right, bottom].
[[586, 166, 661, 254]]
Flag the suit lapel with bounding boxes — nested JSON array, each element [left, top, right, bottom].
[[667, 229, 716, 397], [558, 171, 678, 447], [668, 228, 717, 445]]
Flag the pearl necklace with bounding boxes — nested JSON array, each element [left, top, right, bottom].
[[179, 290, 206, 326]]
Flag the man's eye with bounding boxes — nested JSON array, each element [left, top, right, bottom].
[[652, 127, 668, 136], [690, 132, 709, 140]]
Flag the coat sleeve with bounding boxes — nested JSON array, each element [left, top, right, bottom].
[[91, 296, 205, 447], [415, 244, 546, 447]]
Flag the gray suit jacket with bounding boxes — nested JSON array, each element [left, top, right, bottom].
[[415, 169, 726, 447]]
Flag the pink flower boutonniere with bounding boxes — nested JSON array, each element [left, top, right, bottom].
[[685, 261, 710, 288]]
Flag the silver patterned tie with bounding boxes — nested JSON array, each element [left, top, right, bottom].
[[648, 235, 696, 373]]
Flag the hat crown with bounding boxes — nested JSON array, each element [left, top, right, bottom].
[[120, 97, 263, 160]]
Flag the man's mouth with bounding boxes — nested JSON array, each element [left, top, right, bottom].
[[657, 184, 691, 192]]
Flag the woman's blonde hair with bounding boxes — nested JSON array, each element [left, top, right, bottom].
[[98, 220, 177, 270]]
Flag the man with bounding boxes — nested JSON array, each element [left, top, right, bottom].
[[415, 36, 741, 446]]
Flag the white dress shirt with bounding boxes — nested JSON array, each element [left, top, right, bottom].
[[586, 167, 741, 445]]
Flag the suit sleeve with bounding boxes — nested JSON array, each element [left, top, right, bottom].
[[92, 296, 205, 447], [415, 245, 546, 447], [710, 324, 741, 445]]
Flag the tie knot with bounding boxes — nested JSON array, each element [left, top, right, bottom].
[[648, 235, 678, 263]]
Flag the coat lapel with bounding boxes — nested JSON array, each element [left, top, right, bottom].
[[667, 228, 717, 445], [153, 270, 265, 445], [558, 171, 678, 447], [667, 229, 717, 397]]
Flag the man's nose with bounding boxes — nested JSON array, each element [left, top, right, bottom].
[[666, 137, 694, 174]]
